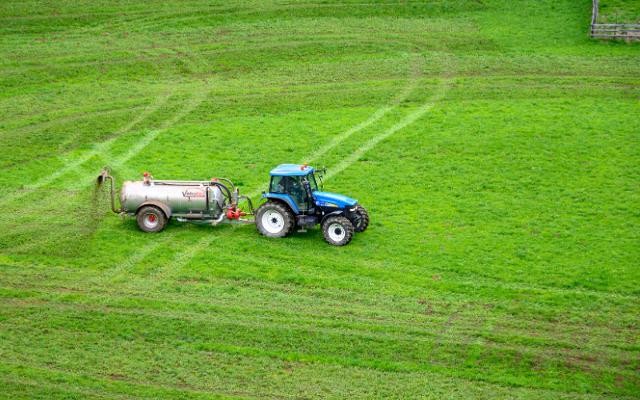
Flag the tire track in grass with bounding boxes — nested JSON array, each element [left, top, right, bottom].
[[147, 232, 228, 287], [4, 269, 638, 358], [304, 53, 423, 164], [3, 263, 638, 367], [0, 361, 256, 400], [89, 240, 165, 285], [0, 105, 144, 139], [0, 343, 626, 400], [108, 87, 209, 170], [0, 91, 172, 207], [69, 88, 203, 190], [325, 77, 450, 181], [0, 45, 210, 205]]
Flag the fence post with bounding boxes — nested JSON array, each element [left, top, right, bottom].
[[590, 0, 599, 37]]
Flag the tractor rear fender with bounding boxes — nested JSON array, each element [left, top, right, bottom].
[[137, 201, 172, 219], [262, 193, 300, 214]]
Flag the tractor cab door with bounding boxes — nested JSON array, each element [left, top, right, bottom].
[[270, 175, 313, 212]]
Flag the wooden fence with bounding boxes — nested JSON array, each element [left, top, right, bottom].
[[590, 0, 640, 40]]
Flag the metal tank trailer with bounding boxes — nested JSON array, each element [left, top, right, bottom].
[[97, 168, 254, 233], [97, 164, 369, 246]]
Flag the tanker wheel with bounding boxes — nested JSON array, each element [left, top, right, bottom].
[[256, 201, 294, 238], [136, 206, 167, 233], [352, 205, 370, 233], [322, 216, 354, 246]]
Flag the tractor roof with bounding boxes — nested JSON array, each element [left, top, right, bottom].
[[270, 164, 315, 176]]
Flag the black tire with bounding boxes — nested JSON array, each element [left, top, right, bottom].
[[136, 206, 167, 233], [255, 201, 295, 238], [322, 216, 354, 246], [351, 205, 370, 233]]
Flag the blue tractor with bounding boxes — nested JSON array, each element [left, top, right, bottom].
[[256, 164, 369, 246]]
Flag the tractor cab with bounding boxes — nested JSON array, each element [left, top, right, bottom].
[[266, 164, 359, 213], [267, 164, 319, 212], [257, 164, 369, 246]]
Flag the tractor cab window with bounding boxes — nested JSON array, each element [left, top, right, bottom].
[[269, 176, 282, 193], [270, 176, 295, 194], [306, 173, 319, 192], [270, 175, 310, 210]]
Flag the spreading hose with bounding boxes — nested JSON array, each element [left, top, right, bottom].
[[96, 167, 121, 213], [211, 182, 232, 203]]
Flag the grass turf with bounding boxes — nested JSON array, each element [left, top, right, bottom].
[[0, 0, 639, 398], [598, 0, 640, 23]]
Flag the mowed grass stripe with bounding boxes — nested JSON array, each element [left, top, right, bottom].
[[0, 363, 245, 400], [0, 286, 636, 370], [0, 359, 618, 400], [1, 259, 637, 337], [1, 262, 640, 394], [0, 270, 636, 362], [0, 300, 636, 397]]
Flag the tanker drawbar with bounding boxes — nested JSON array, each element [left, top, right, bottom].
[[97, 168, 254, 232]]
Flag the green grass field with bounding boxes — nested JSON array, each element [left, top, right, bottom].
[[1, 1, 639, 398], [599, 0, 640, 23]]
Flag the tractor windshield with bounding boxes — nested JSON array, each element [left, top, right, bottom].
[[307, 173, 319, 192], [270, 173, 318, 193]]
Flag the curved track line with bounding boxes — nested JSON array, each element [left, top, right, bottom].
[[325, 78, 450, 181], [2, 45, 210, 205], [90, 240, 165, 284], [148, 233, 225, 287], [304, 54, 423, 164], [0, 106, 143, 138], [0, 92, 172, 206], [109, 88, 208, 169], [97, 47, 212, 180]]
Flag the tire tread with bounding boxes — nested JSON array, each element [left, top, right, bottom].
[[256, 201, 295, 238], [353, 205, 370, 233], [322, 216, 354, 246], [136, 205, 167, 233]]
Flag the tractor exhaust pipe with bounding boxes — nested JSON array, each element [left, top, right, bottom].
[[97, 167, 121, 213]]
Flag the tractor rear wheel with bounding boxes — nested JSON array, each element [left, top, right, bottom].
[[322, 216, 354, 246], [136, 206, 167, 233], [352, 205, 370, 233], [256, 201, 294, 238]]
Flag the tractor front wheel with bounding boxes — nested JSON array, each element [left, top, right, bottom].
[[322, 216, 354, 246], [256, 201, 294, 238], [351, 205, 370, 232]]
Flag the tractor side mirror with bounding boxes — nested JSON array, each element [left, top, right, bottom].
[[318, 167, 326, 189]]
